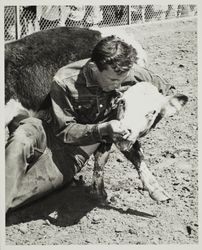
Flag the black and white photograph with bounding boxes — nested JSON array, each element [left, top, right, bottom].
[[1, 0, 200, 248]]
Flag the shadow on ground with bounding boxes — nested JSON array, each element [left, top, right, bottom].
[[6, 184, 156, 227]]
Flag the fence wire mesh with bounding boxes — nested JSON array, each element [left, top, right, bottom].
[[4, 5, 197, 41]]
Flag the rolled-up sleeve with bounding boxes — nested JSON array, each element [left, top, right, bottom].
[[50, 80, 102, 145]]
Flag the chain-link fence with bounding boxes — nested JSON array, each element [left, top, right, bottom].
[[4, 5, 197, 41]]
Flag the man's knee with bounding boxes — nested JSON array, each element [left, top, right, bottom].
[[6, 117, 47, 165], [10, 117, 46, 150]]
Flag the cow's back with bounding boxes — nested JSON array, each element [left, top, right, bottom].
[[5, 27, 101, 110]]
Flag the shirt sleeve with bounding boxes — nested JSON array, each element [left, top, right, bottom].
[[132, 65, 175, 95], [50, 80, 103, 145]]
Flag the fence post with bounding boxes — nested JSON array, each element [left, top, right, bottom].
[[128, 5, 131, 25], [15, 6, 21, 39], [141, 6, 145, 23]]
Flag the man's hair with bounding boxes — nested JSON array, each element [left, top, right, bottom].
[[91, 35, 137, 74]]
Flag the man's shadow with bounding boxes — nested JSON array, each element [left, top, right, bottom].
[[6, 184, 156, 227]]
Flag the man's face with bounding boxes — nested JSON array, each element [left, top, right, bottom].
[[96, 65, 129, 92]]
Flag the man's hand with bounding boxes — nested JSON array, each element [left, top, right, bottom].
[[98, 120, 131, 141]]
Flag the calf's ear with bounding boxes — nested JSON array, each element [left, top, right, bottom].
[[160, 94, 188, 117]]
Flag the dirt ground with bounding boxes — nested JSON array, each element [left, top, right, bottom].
[[5, 18, 198, 245]]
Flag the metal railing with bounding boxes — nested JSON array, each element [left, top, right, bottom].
[[4, 5, 197, 41]]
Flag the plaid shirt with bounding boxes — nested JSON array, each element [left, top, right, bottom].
[[50, 58, 172, 145]]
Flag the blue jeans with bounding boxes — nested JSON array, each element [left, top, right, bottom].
[[6, 117, 99, 211]]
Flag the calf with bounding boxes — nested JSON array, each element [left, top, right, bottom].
[[91, 82, 188, 203], [5, 26, 147, 128]]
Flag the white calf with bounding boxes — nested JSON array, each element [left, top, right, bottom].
[[116, 82, 188, 151], [91, 82, 188, 203]]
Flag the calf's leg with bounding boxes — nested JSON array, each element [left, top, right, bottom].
[[122, 141, 171, 202], [90, 143, 112, 203]]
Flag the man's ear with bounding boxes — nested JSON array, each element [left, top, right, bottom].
[[160, 94, 188, 117]]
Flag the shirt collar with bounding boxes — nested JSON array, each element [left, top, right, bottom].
[[83, 60, 100, 88]]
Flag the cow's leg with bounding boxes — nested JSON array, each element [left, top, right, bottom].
[[122, 141, 171, 202], [90, 143, 112, 203]]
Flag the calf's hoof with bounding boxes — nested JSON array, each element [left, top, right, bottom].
[[148, 187, 171, 202], [138, 163, 171, 202], [71, 175, 85, 186], [88, 183, 108, 205]]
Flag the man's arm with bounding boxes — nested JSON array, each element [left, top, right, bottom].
[[50, 81, 128, 145], [50, 81, 102, 145], [132, 64, 175, 95]]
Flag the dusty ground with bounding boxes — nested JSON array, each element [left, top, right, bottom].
[[6, 18, 198, 245]]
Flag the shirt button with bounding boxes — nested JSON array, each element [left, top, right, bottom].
[[99, 104, 103, 108]]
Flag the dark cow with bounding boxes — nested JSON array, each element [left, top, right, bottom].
[[5, 26, 147, 127], [5, 27, 101, 126]]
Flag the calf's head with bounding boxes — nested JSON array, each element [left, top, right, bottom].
[[115, 82, 188, 151]]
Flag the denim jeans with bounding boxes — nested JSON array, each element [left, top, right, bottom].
[[6, 117, 99, 211]]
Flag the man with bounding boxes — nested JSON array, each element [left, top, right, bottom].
[[6, 36, 173, 212]]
